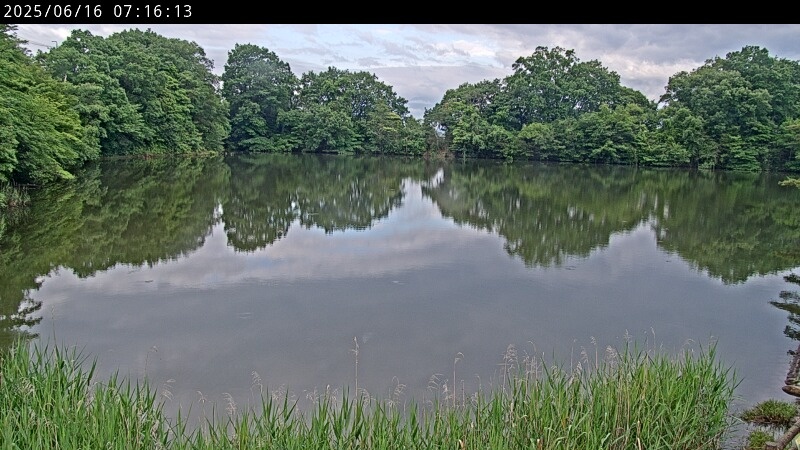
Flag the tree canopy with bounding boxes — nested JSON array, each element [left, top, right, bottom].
[[221, 44, 296, 152], [38, 28, 229, 156], [424, 45, 800, 170], [4, 26, 800, 205], [659, 46, 800, 171], [0, 25, 98, 185], [281, 66, 426, 155]]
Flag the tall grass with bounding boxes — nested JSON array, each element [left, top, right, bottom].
[[0, 341, 177, 449], [0, 339, 738, 449]]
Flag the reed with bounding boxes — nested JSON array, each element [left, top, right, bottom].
[[0, 341, 176, 449], [0, 338, 738, 449]]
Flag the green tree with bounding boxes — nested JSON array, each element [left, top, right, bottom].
[[448, 102, 519, 159], [221, 44, 296, 152], [651, 106, 707, 167], [425, 79, 505, 142], [518, 122, 561, 160], [37, 30, 147, 154], [501, 46, 638, 128], [39, 28, 229, 155], [288, 67, 416, 154], [365, 103, 404, 153], [660, 46, 800, 171], [713, 46, 800, 127], [109, 30, 205, 153], [424, 46, 655, 162], [279, 103, 360, 154], [572, 104, 652, 164], [0, 25, 98, 184]]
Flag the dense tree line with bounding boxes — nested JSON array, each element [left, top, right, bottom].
[[3, 25, 800, 206], [1, 25, 98, 186], [38, 28, 229, 155], [1, 24, 230, 206], [221, 44, 428, 155], [426, 45, 800, 171]]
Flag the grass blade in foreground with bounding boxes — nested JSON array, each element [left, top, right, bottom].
[[0, 339, 738, 449]]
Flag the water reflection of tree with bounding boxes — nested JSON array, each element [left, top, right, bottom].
[[0, 156, 228, 347], [2, 155, 798, 346], [425, 162, 799, 282], [652, 171, 800, 284], [0, 297, 41, 348], [770, 274, 800, 341], [424, 162, 656, 267], [222, 154, 433, 252], [0, 153, 439, 345], [64, 157, 229, 276], [0, 174, 100, 346]]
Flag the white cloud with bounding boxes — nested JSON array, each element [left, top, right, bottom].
[[14, 24, 800, 118]]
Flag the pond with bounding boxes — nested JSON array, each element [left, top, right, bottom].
[[1, 153, 798, 422]]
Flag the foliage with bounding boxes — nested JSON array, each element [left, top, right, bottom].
[[284, 67, 425, 155], [0, 182, 29, 208], [39, 28, 229, 155], [0, 338, 737, 450], [740, 399, 797, 428], [447, 101, 519, 158], [9, 23, 800, 184], [279, 103, 360, 154], [0, 25, 99, 184], [11, 25, 800, 180], [424, 46, 658, 162], [36, 29, 148, 155], [221, 44, 296, 152], [502, 46, 647, 128], [0, 340, 174, 449], [780, 177, 800, 188], [424, 79, 505, 137], [660, 46, 800, 171], [566, 103, 651, 164], [424, 44, 800, 171], [743, 429, 775, 450]]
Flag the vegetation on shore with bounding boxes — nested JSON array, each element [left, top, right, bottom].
[[1, 338, 738, 449], [739, 399, 799, 450], [740, 399, 797, 429], [741, 271, 800, 449], [4, 24, 800, 199]]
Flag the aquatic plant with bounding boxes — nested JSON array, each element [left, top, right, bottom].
[[0, 338, 738, 450]]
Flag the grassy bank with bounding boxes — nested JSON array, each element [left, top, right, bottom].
[[0, 339, 738, 449]]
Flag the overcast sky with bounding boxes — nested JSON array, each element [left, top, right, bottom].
[[14, 24, 800, 118]]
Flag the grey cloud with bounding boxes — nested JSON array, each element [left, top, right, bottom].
[[356, 57, 382, 67], [372, 65, 510, 119], [15, 24, 800, 117], [381, 40, 425, 63]]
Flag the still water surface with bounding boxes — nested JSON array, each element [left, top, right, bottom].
[[1, 153, 798, 420]]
